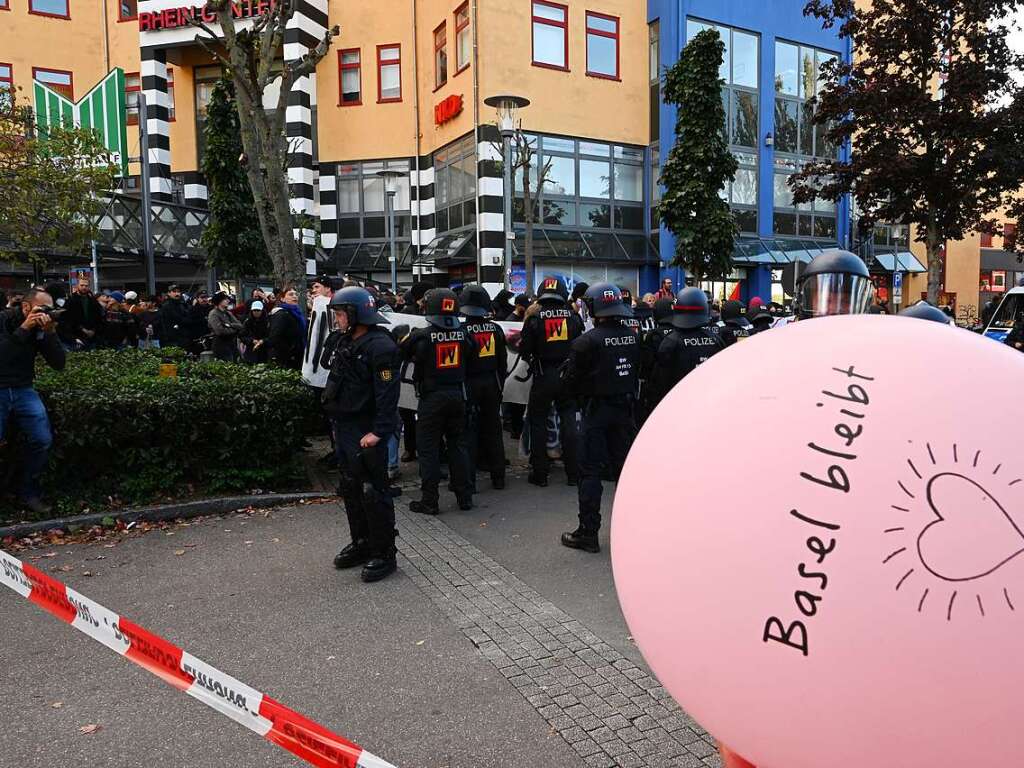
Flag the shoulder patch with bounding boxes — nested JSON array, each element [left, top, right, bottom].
[[379, 368, 393, 382]]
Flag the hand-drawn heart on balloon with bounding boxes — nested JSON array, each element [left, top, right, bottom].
[[916, 472, 1024, 582]]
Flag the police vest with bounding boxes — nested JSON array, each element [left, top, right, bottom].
[[535, 306, 574, 363], [464, 320, 502, 376], [621, 316, 643, 336], [323, 330, 395, 417], [583, 325, 640, 398], [416, 327, 468, 391]]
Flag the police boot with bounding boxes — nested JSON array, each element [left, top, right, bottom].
[[333, 539, 372, 569], [491, 474, 506, 490], [457, 494, 474, 511], [527, 471, 548, 488], [361, 552, 398, 583], [410, 498, 440, 516], [561, 527, 600, 554]]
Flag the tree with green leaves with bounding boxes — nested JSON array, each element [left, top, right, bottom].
[[201, 78, 271, 278], [0, 97, 116, 266], [190, 0, 339, 301], [795, 0, 1024, 303], [659, 28, 738, 283]]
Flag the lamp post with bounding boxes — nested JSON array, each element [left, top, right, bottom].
[[376, 169, 405, 294], [483, 94, 530, 291]]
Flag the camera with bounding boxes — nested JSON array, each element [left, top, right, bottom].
[[34, 306, 66, 320]]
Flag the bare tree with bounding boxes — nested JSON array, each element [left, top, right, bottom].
[[492, 128, 552, 292], [189, 1, 339, 302]]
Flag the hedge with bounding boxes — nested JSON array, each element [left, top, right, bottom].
[[0, 348, 319, 521]]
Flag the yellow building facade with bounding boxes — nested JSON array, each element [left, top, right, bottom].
[[2, 0, 654, 293]]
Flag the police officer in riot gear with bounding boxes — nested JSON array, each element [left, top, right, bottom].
[[899, 300, 953, 325], [718, 300, 753, 347], [649, 287, 724, 410], [460, 284, 508, 491], [795, 249, 874, 319], [619, 287, 643, 336], [321, 287, 401, 583], [637, 298, 675, 425], [402, 288, 475, 515], [518, 276, 585, 487], [560, 283, 640, 553]]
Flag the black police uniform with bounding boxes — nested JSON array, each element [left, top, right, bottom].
[[718, 318, 753, 347], [563, 321, 639, 543], [463, 316, 508, 489], [651, 326, 722, 408], [321, 326, 401, 576], [403, 322, 475, 512], [518, 285, 584, 485], [638, 320, 674, 424]]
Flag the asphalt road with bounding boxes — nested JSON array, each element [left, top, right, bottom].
[[0, 460, 716, 768]]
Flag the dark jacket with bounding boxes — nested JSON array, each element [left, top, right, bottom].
[[157, 298, 191, 349], [321, 327, 401, 437], [267, 306, 303, 369], [99, 309, 138, 349], [240, 312, 270, 364], [0, 307, 66, 388], [60, 291, 104, 344]]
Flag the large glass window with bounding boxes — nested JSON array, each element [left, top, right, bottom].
[[532, 1, 568, 70], [434, 23, 448, 89], [433, 135, 476, 234], [30, 0, 69, 18], [377, 45, 401, 103], [773, 158, 835, 238], [32, 67, 73, 99], [721, 151, 758, 234], [586, 11, 620, 80], [580, 159, 611, 198], [455, 4, 471, 73], [125, 72, 141, 125], [336, 159, 411, 241], [338, 49, 361, 106]]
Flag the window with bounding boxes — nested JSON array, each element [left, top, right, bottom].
[[432, 136, 475, 234], [125, 72, 140, 125], [0, 63, 11, 93], [723, 150, 758, 233], [166, 68, 176, 120], [30, 0, 69, 18], [532, 1, 568, 71], [455, 3, 471, 73], [434, 23, 448, 89], [980, 232, 994, 248], [1004, 223, 1017, 251], [687, 21, 760, 150], [119, 0, 137, 20], [336, 159, 411, 242], [338, 49, 361, 105], [33, 67, 73, 99], [377, 45, 401, 102], [774, 42, 839, 159], [586, 12, 619, 80], [0, 0, 10, 9]]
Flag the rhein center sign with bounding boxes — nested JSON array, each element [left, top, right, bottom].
[[139, 0, 274, 31]]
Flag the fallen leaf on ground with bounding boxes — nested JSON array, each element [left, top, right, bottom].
[[78, 724, 101, 735], [415, 640, 425, 646], [51, 702, 63, 709], [82, 571, 93, 577], [41, 552, 57, 558], [327, 655, 336, 661], [58, 565, 73, 572], [244, 541, 254, 545], [173, 550, 186, 556]]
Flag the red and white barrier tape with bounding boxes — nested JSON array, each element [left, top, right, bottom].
[[0, 549, 396, 768]]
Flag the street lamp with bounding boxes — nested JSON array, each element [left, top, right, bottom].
[[484, 94, 530, 290], [376, 169, 405, 293]]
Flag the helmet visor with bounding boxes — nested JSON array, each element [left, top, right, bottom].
[[799, 273, 873, 317]]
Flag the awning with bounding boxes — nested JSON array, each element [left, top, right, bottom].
[[322, 241, 414, 272], [415, 231, 476, 267], [981, 248, 1024, 271], [875, 250, 927, 273], [732, 237, 837, 266], [513, 228, 660, 264]]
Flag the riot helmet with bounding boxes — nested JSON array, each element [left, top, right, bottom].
[[328, 286, 390, 330], [459, 284, 492, 318], [721, 300, 750, 326], [584, 282, 631, 319], [653, 297, 675, 326], [670, 287, 711, 329], [425, 288, 462, 329], [537, 275, 569, 303], [899, 300, 952, 325], [795, 250, 873, 319]]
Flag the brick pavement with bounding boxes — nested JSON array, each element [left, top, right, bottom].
[[396, 505, 722, 768]]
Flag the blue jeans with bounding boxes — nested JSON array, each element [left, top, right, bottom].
[[0, 387, 53, 500], [388, 433, 399, 473]]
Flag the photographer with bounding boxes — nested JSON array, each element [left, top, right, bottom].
[[0, 289, 66, 514]]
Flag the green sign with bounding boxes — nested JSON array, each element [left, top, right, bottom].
[[33, 68, 129, 176]]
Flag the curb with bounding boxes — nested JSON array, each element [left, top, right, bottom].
[[0, 492, 331, 540]]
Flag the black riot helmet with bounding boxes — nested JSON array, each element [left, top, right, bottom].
[[670, 287, 711, 329], [584, 282, 631, 319], [721, 300, 750, 325], [328, 286, 390, 330], [459, 284, 492, 318], [899, 300, 952, 325], [537, 275, 569, 303], [795, 249, 873, 319], [424, 288, 462, 329], [653, 297, 675, 325]]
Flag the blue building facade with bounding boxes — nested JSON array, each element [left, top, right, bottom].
[[642, 0, 852, 302]]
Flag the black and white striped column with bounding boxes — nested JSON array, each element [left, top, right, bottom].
[[477, 124, 506, 292], [181, 171, 208, 207], [411, 154, 438, 275], [284, 0, 327, 257], [318, 161, 337, 251], [140, 47, 173, 203]]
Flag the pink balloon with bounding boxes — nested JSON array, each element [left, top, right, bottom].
[[612, 315, 1024, 768]]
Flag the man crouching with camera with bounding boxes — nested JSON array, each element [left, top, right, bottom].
[[0, 288, 66, 514]]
